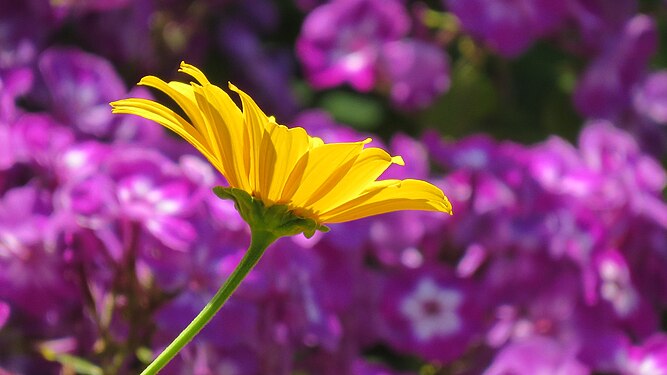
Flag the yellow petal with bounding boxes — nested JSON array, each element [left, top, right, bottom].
[[257, 124, 311, 203], [318, 179, 452, 223], [138, 76, 217, 158], [282, 139, 371, 207], [110, 98, 225, 175], [190, 83, 249, 191], [228, 83, 270, 195], [307, 147, 404, 212], [178, 61, 211, 85]]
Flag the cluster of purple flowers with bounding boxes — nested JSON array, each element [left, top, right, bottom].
[[296, 0, 451, 110], [297, 0, 667, 138], [1, 0, 666, 374]]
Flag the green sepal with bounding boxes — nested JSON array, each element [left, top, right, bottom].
[[213, 186, 329, 239]]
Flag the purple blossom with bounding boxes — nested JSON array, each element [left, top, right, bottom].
[[591, 250, 657, 336], [483, 337, 589, 375], [12, 114, 74, 170], [445, 0, 569, 57], [105, 148, 204, 251], [621, 334, 667, 375], [0, 68, 33, 123], [0, 185, 79, 319], [578, 120, 667, 226], [573, 15, 658, 119], [565, 0, 638, 53], [71, 0, 193, 75], [0, 301, 9, 330], [38, 48, 128, 138], [296, 0, 410, 91], [634, 71, 667, 125], [378, 39, 450, 110], [379, 267, 480, 363], [0, 0, 55, 71]]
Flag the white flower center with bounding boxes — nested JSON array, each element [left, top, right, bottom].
[[400, 278, 462, 341]]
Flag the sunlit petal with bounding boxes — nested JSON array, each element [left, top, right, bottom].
[[318, 179, 452, 223], [228, 83, 269, 195], [178, 61, 211, 85], [191, 84, 248, 190], [258, 123, 311, 203], [282, 139, 370, 207], [307, 147, 404, 212], [110, 98, 224, 175]]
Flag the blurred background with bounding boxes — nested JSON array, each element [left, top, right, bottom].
[[1, 0, 667, 374]]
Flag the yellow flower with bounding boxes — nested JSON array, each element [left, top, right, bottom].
[[110, 62, 452, 224]]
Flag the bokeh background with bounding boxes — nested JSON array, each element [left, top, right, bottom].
[[1, 0, 667, 374]]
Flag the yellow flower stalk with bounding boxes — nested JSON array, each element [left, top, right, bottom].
[[110, 62, 452, 374]]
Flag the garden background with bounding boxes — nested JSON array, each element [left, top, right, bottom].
[[1, 0, 667, 374]]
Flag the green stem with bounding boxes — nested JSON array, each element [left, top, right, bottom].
[[140, 230, 277, 375]]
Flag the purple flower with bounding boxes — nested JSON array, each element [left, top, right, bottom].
[[12, 113, 74, 170], [483, 337, 589, 375], [0, 185, 80, 319], [0, 186, 53, 254], [105, 148, 202, 251], [38, 47, 128, 138], [0, 0, 55, 71], [565, 0, 638, 53], [53, 141, 209, 254], [296, 0, 410, 91], [578, 120, 667, 225], [622, 334, 667, 375], [590, 250, 658, 337], [0, 301, 9, 330], [573, 15, 658, 119], [379, 267, 480, 363], [72, 0, 161, 73], [634, 71, 667, 125], [445, 0, 569, 57], [378, 39, 450, 110], [0, 68, 33, 123]]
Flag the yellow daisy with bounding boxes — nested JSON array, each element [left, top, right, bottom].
[[110, 62, 452, 225]]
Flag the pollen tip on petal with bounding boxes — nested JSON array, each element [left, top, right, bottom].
[[362, 138, 372, 145], [392, 155, 405, 166]]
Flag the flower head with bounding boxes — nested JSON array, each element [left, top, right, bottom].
[[110, 62, 451, 230]]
